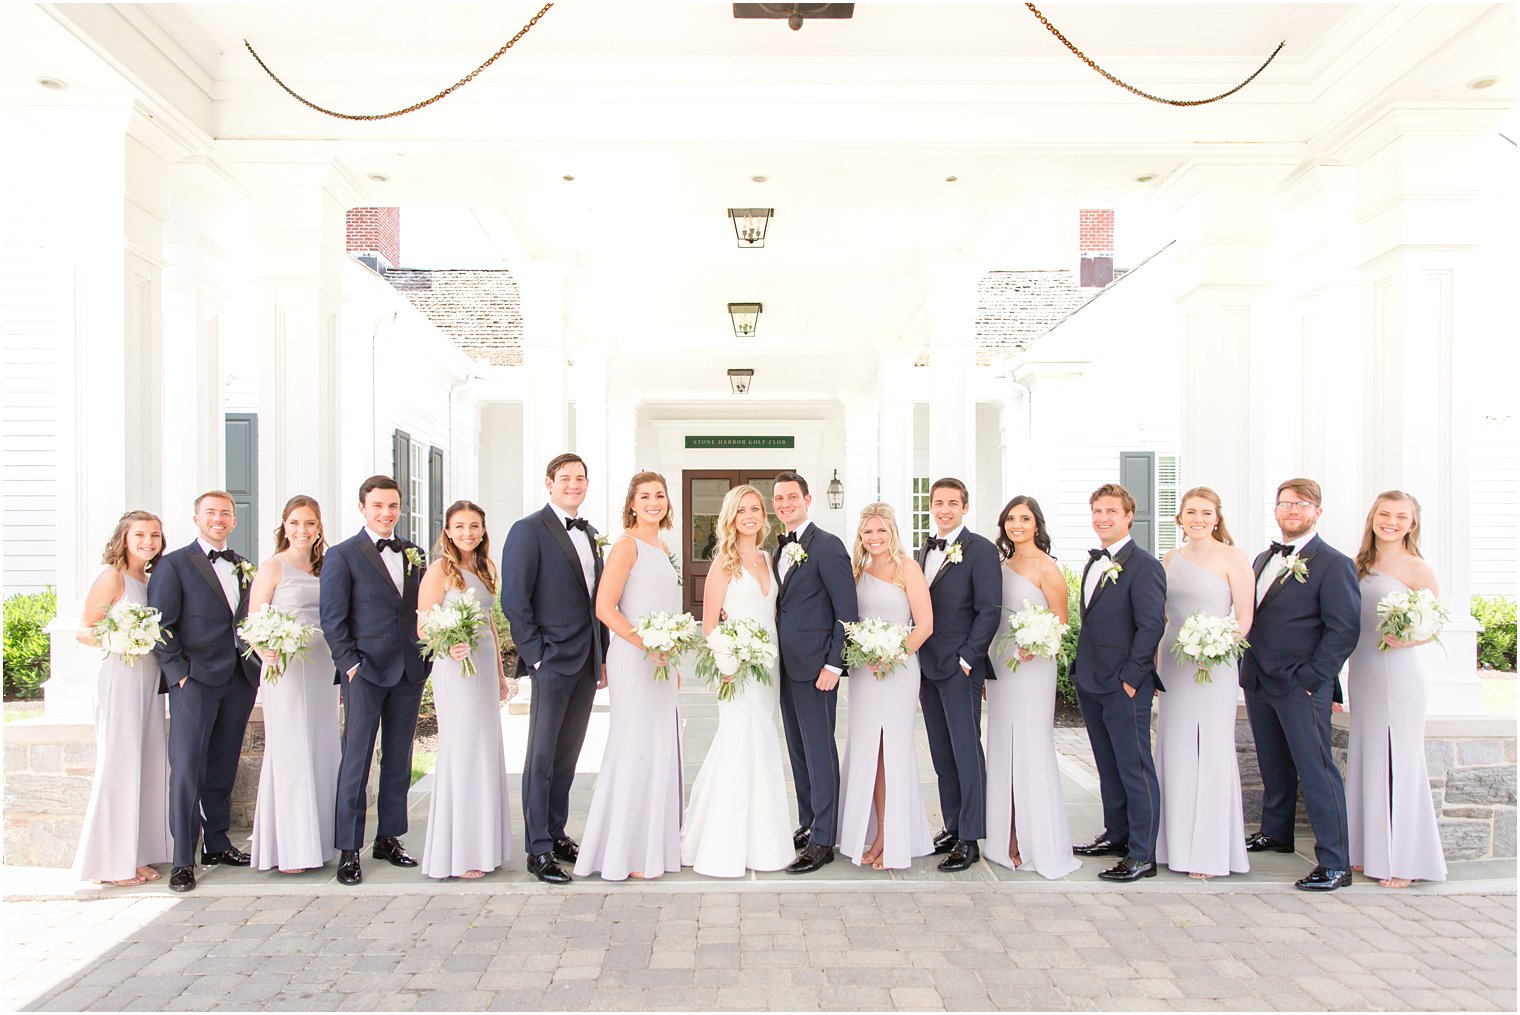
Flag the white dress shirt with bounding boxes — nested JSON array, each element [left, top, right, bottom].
[[196, 537, 240, 611], [1256, 530, 1316, 605], [923, 523, 965, 583], [548, 501, 596, 596], [366, 527, 405, 594], [1083, 535, 1132, 608], [778, 519, 813, 581]]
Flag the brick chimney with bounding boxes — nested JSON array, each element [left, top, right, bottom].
[[1079, 208, 1114, 287], [346, 207, 401, 272]]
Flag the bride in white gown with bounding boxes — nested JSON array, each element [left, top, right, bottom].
[[681, 485, 796, 877]]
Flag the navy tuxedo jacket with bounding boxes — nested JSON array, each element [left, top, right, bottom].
[[1239, 533, 1361, 697], [916, 531, 1001, 683], [318, 530, 430, 688], [772, 522, 858, 680], [1071, 541, 1167, 695], [500, 504, 608, 678], [148, 541, 261, 690]]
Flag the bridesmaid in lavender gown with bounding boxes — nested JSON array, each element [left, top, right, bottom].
[[72, 511, 172, 886], [247, 496, 340, 874], [418, 501, 513, 880], [837, 503, 934, 871], [985, 496, 1079, 879], [1347, 491, 1447, 887], [1155, 487, 1255, 879], [576, 472, 684, 881]]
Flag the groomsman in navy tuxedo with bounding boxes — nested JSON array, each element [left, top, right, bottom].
[[1241, 478, 1361, 891], [319, 475, 431, 886], [149, 491, 261, 892], [501, 453, 608, 885], [1071, 482, 1168, 882], [915, 478, 1001, 872], [771, 471, 858, 874]]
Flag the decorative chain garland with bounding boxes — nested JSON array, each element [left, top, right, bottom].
[[1025, 2, 1285, 107], [243, 2, 554, 121]]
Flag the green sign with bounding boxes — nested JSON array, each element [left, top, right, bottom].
[[684, 435, 795, 450]]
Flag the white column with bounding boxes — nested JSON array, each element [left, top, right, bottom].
[[925, 263, 980, 484], [572, 351, 611, 527], [450, 379, 483, 504], [842, 396, 881, 527], [605, 396, 639, 518], [997, 376, 1031, 500], [514, 262, 570, 516], [878, 361, 916, 518]]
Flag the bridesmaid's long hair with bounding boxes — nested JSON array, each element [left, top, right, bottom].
[[994, 496, 1054, 560], [101, 510, 165, 573], [714, 485, 771, 578], [272, 495, 328, 575], [1354, 490, 1423, 579], [851, 503, 909, 589], [435, 500, 498, 596], [1175, 487, 1234, 547], [621, 471, 674, 531]]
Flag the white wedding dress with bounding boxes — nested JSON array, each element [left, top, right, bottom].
[[680, 566, 795, 877]]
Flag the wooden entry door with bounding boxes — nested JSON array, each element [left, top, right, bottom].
[[681, 470, 788, 616]]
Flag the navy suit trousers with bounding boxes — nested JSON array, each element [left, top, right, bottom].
[[1076, 682, 1159, 863], [779, 677, 840, 846], [335, 675, 424, 850], [918, 672, 987, 841], [522, 659, 597, 856], [1244, 682, 1349, 869], [166, 676, 256, 867]]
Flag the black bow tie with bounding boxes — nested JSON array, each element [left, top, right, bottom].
[[926, 537, 948, 552], [778, 531, 800, 548], [207, 548, 236, 564], [1088, 548, 1111, 562], [1269, 541, 1296, 558], [376, 537, 405, 553], [565, 516, 589, 532]]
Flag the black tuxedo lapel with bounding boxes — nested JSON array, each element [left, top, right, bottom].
[[188, 548, 235, 617], [927, 537, 962, 590], [1258, 535, 1318, 613], [777, 524, 816, 602], [540, 506, 590, 602], [355, 532, 402, 598], [1084, 544, 1132, 618]]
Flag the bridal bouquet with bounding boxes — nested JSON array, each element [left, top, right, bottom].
[[1170, 611, 1249, 684], [418, 590, 488, 677], [694, 617, 776, 702], [994, 600, 1070, 672], [842, 617, 911, 678], [1375, 587, 1450, 653], [632, 610, 702, 682], [238, 607, 318, 685], [93, 602, 166, 666]]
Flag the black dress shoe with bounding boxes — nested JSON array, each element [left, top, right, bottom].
[[1245, 833, 1297, 854], [372, 836, 418, 867], [336, 850, 362, 885], [1098, 858, 1158, 882], [201, 846, 251, 867], [932, 828, 958, 855], [937, 839, 980, 873], [528, 852, 572, 885], [793, 826, 810, 851], [1296, 866, 1351, 891], [168, 866, 196, 892], [1073, 835, 1129, 857], [786, 843, 835, 874], [551, 837, 580, 864]]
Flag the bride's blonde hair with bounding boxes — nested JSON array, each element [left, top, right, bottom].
[[714, 484, 771, 578]]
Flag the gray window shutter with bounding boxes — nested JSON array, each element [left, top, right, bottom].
[[393, 429, 412, 542], [428, 446, 445, 549], [1120, 451, 1156, 555]]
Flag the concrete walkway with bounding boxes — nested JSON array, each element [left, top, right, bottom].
[[5, 686, 1516, 1011]]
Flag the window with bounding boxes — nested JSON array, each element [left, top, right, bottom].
[[392, 429, 438, 545], [409, 441, 427, 548], [911, 477, 931, 551], [1156, 454, 1180, 552]]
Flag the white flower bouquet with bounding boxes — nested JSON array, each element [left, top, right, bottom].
[[842, 617, 911, 679], [238, 606, 318, 685], [1170, 611, 1249, 684], [93, 602, 166, 667], [632, 610, 703, 682], [693, 617, 776, 702], [1375, 587, 1450, 653], [419, 590, 488, 677], [994, 600, 1070, 672]]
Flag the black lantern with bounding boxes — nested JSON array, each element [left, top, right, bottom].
[[727, 368, 754, 394], [727, 208, 774, 248], [826, 470, 844, 510], [727, 302, 762, 337]]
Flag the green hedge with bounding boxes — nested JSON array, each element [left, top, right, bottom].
[[3, 587, 56, 700], [1473, 595, 1517, 672], [1056, 566, 1081, 705]]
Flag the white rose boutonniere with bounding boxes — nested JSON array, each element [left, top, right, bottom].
[[781, 542, 808, 569], [594, 533, 610, 554], [944, 542, 964, 565], [403, 547, 426, 576], [235, 560, 257, 588], [1099, 558, 1123, 588], [1278, 554, 1309, 586]]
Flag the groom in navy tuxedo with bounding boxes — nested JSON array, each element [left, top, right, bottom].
[[771, 471, 858, 874], [1241, 477, 1361, 891], [915, 477, 1001, 872], [319, 475, 431, 886], [1071, 482, 1168, 882], [149, 491, 261, 892], [501, 453, 608, 885]]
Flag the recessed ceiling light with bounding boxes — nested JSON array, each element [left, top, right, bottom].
[[945, 176, 959, 183], [562, 174, 575, 182], [36, 77, 67, 91], [367, 173, 389, 183], [1135, 173, 1157, 183], [751, 175, 768, 184], [1467, 76, 1499, 91]]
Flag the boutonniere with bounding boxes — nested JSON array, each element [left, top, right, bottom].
[[781, 542, 808, 568], [1278, 554, 1309, 586], [1099, 558, 1123, 588], [668, 552, 683, 587], [945, 542, 964, 565], [235, 560, 257, 588], [403, 547, 426, 576], [594, 534, 610, 554]]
